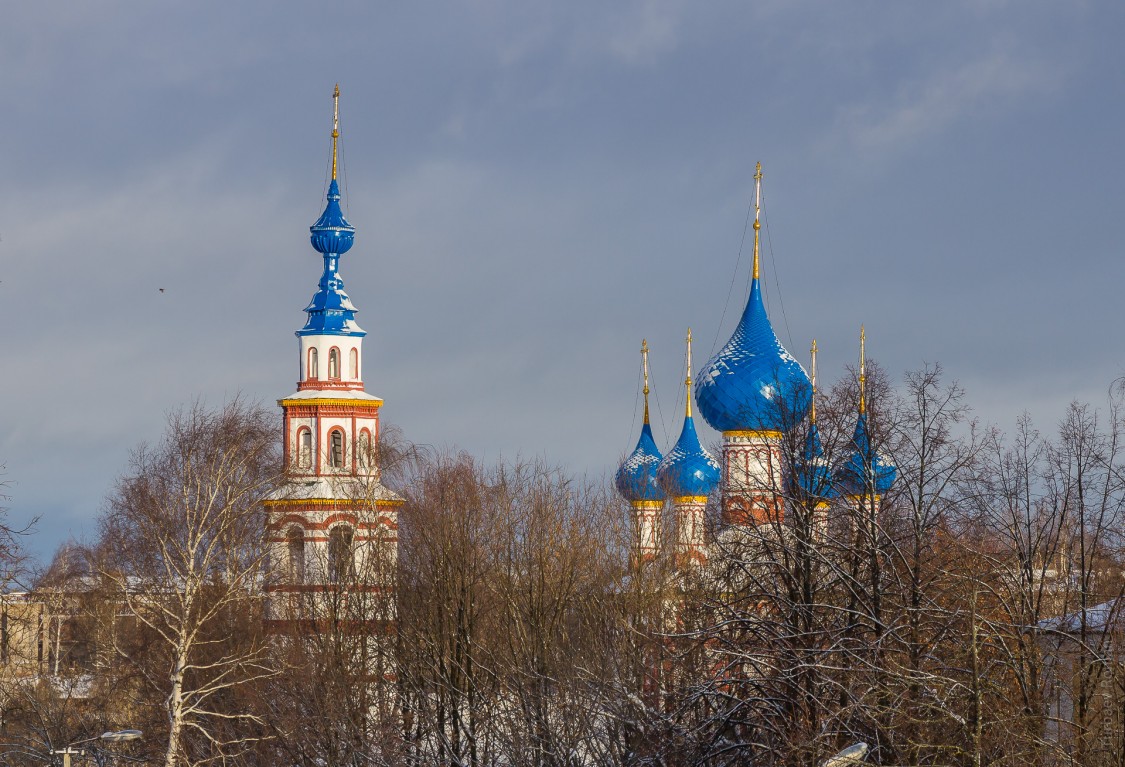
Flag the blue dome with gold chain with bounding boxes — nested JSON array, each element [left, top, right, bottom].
[[616, 340, 667, 503], [839, 328, 896, 496], [792, 340, 837, 499], [616, 421, 666, 503], [695, 165, 810, 434], [840, 412, 897, 496], [658, 413, 720, 499], [298, 85, 364, 339], [658, 330, 721, 499], [310, 179, 355, 256], [794, 420, 838, 499]]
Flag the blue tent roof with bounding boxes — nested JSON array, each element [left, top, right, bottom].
[[695, 278, 811, 433]]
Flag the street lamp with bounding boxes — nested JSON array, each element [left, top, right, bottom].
[[52, 730, 143, 767], [822, 742, 869, 767]]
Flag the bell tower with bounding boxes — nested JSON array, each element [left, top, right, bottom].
[[264, 86, 402, 632]]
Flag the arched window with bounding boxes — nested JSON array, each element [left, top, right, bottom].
[[358, 430, 372, 469], [308, 348, 319, 379], [297, 428, 312, 469], [349, 348, 358, 379], [328, 348, 340, 380], [328, 525, 355, 583], [328, 429, 344, 469], [286, 526, 305, 584]]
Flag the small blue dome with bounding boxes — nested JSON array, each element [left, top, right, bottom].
[[310, 179, 355, 255], [657, 414, 721, 499], [793, 421, 838, 499], [695, 278, 811, 433], [298, 179, 365, 337], [840, 413, 897, 496], [616, 423, 666, 503]]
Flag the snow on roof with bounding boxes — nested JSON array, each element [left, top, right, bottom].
[[280, 388, 383, 402], [1038, 598, 1125, 634]]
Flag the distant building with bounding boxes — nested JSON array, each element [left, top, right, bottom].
[[1039, 599, 1125, 760]]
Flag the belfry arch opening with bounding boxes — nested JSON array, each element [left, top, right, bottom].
[[328, 428, 345, 469], [297, 428, 312, 469], [358, 429, 372, 469], [286, 526, 305, 584], [328, 525, 355, 583]]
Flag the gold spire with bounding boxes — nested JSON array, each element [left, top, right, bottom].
[[810, 339, 818, 424], [752, 161, 762, 281], [331, 83, 340, 181], [641, 339, 651, 425], [685, 328, 694, 418], [858, 325, 867, 415]]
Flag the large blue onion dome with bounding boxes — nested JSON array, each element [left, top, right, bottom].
[[616, 422, 666, 503], [657, 413, 720, 499], [840, 412, 897, 496], [793, 421, 838, 499], [695, 164, 811, 434], [695, 276, 811, 433]]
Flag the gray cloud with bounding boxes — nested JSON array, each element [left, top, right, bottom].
[[2, 1, 1123, 563]]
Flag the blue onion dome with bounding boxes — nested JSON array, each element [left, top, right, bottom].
[[616, 422, 666, 503], [840, 412, 897, 496], [658, 329, 720, 499], [657, 413, 720, 499], [310, 179, 355, 255], [793, 421, 838, 499], [695, 277, 812, 433], [616, 340, 666, 503]]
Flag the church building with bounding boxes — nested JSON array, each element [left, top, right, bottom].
[[616, 164, 897, 565]]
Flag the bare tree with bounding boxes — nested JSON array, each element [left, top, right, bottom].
[[95, 399, 280, 767]]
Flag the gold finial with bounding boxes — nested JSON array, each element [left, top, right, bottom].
[[810, 339, 818, 424], [752, 161, 762, 281], [858, 325, 867, 415], [641, 339, 651, 425], [685, 328, 694, 418], [331, 83, 340, 181]]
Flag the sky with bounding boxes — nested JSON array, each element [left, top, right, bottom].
[[2, 1, 1124, 565]]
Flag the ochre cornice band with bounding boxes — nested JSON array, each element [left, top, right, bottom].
[[723, 429, 784, 440]]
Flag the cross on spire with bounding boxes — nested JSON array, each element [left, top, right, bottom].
[[685, 328, 694, 418], [859, 325, 867, 415], [331, 83, 340, 181], [810, 339, 819, 424], [641, 339, 651, 425], [752, 161, 763, 281]]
